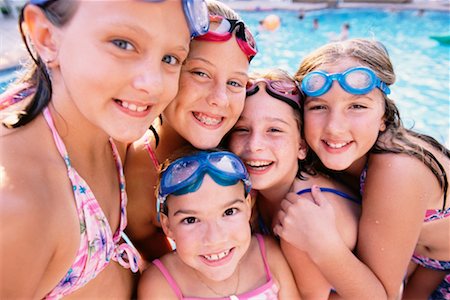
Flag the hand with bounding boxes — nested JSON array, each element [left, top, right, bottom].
[[274, 185, 340, 254]]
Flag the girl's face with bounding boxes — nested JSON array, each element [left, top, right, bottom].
[[229, 88, 305, 192], [44, 0, 191, 142], [162, 37, 250, 149], [161, 175, 252, 282], [303, 58, 386, 172]]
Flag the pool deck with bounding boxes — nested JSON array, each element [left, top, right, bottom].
[[0, 0, 448, 72]]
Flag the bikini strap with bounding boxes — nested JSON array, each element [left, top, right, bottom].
[[152, 259, 183, 299], [255, 234, 272, 282], [144, 134, 160, 169], [297, 187, 361, 205], [42, 107, 72, 168]]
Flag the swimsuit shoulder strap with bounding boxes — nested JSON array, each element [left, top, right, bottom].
[[152, 259, 183, 299], [297, 187, 361, 205], [255, 234, 273, 282]]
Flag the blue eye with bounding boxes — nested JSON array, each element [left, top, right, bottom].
[[111, 39, 135, 51], [162, 55, 180, 65]]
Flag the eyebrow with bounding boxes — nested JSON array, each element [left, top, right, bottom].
[[173, 198, 245, 216], [238, 115, 291, 126], [185, 57, 249, 78]]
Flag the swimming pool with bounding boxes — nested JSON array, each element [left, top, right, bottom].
[[239, 8, 449, 146]]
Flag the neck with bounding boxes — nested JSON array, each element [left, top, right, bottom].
[[257, 181, 294, 229], [156, 119, 190, 160]]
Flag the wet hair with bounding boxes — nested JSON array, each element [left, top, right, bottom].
[[3, 1, 79, 128], [295, 38, 449, 208]]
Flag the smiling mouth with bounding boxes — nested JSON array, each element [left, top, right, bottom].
[[115, 99, 149, 112], [193, 112, 223, 126], [324, 140, 351, 149], [245, 160, 273, 170], [202, 249, 231, 262]]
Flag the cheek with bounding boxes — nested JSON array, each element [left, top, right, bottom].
[[228, 135, 246, 154]]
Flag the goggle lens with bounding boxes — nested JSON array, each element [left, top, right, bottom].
[[344, 69, 372, 90], [246, 79, 301, 110], [302, 73, 326, 94]]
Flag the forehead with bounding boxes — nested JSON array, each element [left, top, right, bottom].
[[243, 89, 297, 120], [316, 57, 364, 73]]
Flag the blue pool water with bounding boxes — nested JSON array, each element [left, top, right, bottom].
[[239, 9, 449, 146]]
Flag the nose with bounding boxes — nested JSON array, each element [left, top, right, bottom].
[[206, 82, 229, 108], [202, 220, 227, 246], [247, 131, 265, 152], [324, 108, 347, 134], [132, 60, 164, 98]]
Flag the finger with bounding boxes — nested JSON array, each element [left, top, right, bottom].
[[277, 209, 286, 224], [279, 199, 292, 212], [311, 185, 328, 206], [285, 192, 300, 204]]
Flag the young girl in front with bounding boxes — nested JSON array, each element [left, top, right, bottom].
[[0, 0, 209, 298], [275, 38, 450, 299], [138, 148, 300, 299], [228, 69, 361, 298]]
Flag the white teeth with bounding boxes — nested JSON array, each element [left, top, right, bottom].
[[194, 112, 222, 126], [246, 160, 272, 168], [120, 100, 148, 112], [326, 141, 348, 149], [204, 250, 230, 261]]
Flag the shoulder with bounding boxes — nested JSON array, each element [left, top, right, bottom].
[[138, 258, 178, 300]]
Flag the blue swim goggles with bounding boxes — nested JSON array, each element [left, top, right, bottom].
[[30, 0, 209, 38], [157, 151, 251, 217], [301, 66, 391, 97]]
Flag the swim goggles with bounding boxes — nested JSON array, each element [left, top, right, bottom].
[[195, 15, 258, 62], [157, 151, 251, 217], [29, 0, 209, 38], [301, 66, 391, 97], [246, 79, 301, 110]]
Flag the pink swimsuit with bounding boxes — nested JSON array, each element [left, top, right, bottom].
[[42, 107, 140, 299], [153, 234, 279, 300]]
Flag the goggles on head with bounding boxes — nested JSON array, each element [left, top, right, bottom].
[[157, 151, 251, 218], [195, 15, 257, 62], [30, 0, 209, 39], [301, 66, 391, 97], [246, 79, 301, 110]]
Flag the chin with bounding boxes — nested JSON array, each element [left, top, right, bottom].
[[190, 137, 221, 150]]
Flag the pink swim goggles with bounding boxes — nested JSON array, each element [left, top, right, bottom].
[[246, 79, 301, 110], [195, 15, 257, 62]]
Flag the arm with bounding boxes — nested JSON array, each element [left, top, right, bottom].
[[264, 236, 301, 300], [0, 188, 55, 298], [276, 154, 429, 299], [278, 177, 360, 299]]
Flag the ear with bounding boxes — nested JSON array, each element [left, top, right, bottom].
[[297, 138, 308, 160], [160, 214, 175, 240], [244, 194, 253, 221], [379, 118, 387, 132], [23, 5, 61, 66]]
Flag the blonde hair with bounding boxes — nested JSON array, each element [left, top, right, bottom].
[[206, 0, 240, 19]]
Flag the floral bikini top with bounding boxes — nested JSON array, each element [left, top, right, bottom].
[[42, 107, 140, 299]]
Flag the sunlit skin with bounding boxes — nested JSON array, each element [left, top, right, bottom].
[[0, 0, 191, 298], [303, 58, 386, 176]]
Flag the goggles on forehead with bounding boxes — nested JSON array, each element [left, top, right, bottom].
[[301, 66, 391, 97], [157, 151, 251, 218], [30, 0, 209, 39], [246, 79, 301, 110], [195, 15, 257, 62]]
